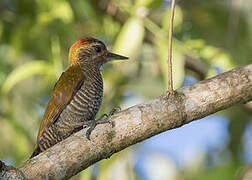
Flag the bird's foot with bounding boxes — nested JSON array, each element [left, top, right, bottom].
[[83, 106, 121, 140]]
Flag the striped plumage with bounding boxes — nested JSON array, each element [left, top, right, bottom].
[[36, 69, 103, 153], [30, 37, 128, 158]]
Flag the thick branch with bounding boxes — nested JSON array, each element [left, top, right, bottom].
[[19, 64, 252, 180]]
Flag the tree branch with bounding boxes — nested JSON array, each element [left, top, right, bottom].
[[184, 55, 208, 80], [18, 64, 252, 180], [0, 160, 26, 180]]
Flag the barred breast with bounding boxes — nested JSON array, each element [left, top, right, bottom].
[[66, 76, 103, 121], [56, 73, 103, 135]]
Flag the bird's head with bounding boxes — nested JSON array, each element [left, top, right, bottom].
[[68, 37, 128, 69]]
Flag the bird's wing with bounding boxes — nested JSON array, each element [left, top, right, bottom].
[[37, 64, 84, 142]]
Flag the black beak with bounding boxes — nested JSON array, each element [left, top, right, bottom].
[[106, 52, 129, 61]]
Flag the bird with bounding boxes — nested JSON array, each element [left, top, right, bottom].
[[30, 37, 128, 158]]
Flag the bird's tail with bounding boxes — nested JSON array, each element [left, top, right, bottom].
[[30, 145, 41, 159]]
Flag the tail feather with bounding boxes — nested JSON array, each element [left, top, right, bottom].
[[30, 145, 42, 159]]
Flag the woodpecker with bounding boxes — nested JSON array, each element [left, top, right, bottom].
[[30, 37, 128, 158]]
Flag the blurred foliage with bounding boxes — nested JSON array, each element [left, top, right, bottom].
[[0, 0, 251, 179]]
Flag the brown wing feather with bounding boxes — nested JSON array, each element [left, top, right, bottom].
[[37, 64, 84, 142]]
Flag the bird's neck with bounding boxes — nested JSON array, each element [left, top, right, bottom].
[[80, 63, 102, 82]]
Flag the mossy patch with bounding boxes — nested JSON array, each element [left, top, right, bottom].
[[174, 90, 185, 98], [107, 130, 116, 142]]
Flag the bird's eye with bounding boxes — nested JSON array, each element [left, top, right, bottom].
[[94, 46, 102, 53]]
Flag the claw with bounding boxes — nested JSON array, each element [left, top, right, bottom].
[[109, 120, 115, 128], [86, 129, 91, 140], [85, 121, 97, 140], [82, 120, 92, 128], [83, 107, 120, 140], [109, 106, 121, 116]]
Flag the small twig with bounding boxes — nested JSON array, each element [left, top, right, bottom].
[[167, 0, 176, 93]]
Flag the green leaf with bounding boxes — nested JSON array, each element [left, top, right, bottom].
[[51, 36, 63, 77], [52, 1, 73, 23], [148, 0, 163, 9], [135, 0, 163, 9], [97, 151, 128, 180], [37, 1, 73, 24], [2, 61, 52, 94], [201, 46, 235, 69], [79, 167, 92, 180], [136, 0, 154, 7], [113, 16, 145, 59]]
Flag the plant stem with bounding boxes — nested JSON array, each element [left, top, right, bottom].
[[168, 0, 176, 93]]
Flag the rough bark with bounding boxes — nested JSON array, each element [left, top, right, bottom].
[[0, 161, 27, 180], [15, 64, 252, 180]]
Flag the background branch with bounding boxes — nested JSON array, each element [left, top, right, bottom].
[[17, 64, 252, 180], [184, 55, 208, 80]]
